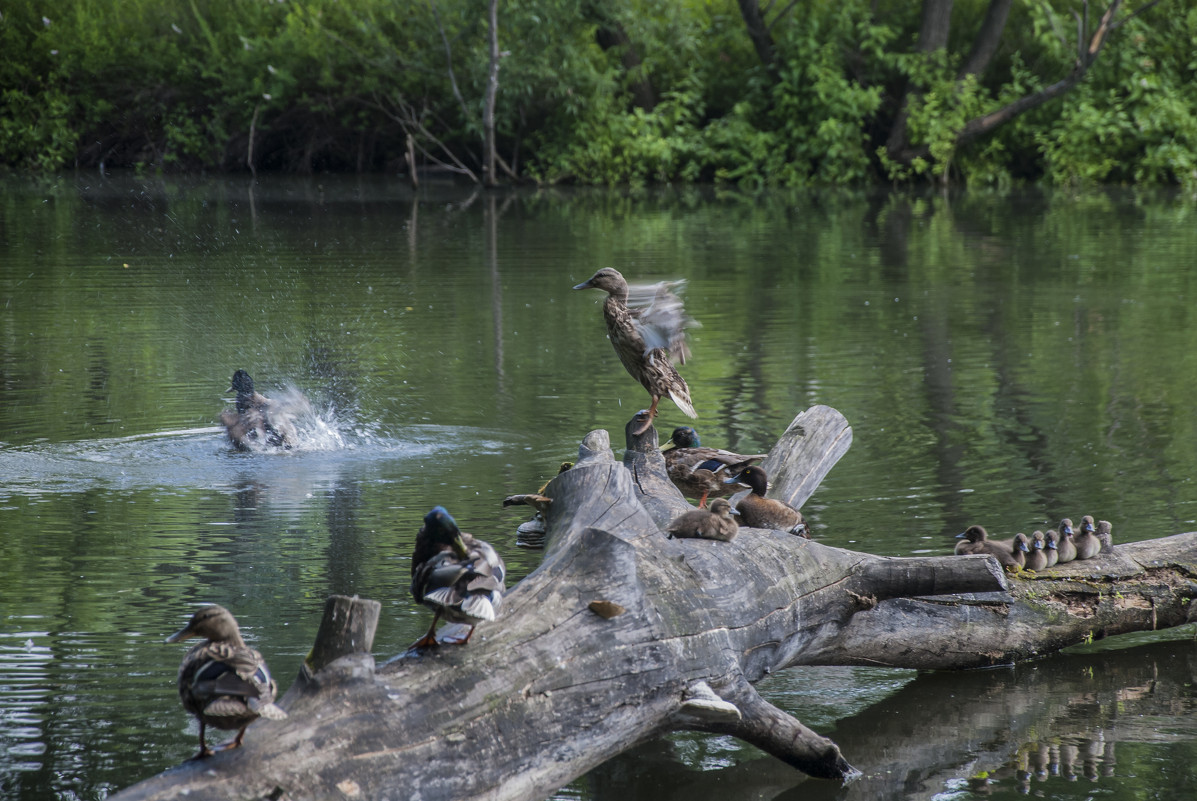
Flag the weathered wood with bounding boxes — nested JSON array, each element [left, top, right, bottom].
[[305, 595, 381, 674], [111, 406, 1197, 801]]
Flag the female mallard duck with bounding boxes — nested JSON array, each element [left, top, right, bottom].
[[723, 465, 808, 537], [954, 525, 1028, 569], [1054, 518, 1077, 563], [411, 506, 506, 648], [573, 268, 697, 434], [665, 497, 739, 542], [661, 426, 766, 509], [166, 605, 287, 759], [1074, 515, 1102, 559], [220, 369, 298, 450]]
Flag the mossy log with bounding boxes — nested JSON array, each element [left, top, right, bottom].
[[112, 406, 1197, 801]]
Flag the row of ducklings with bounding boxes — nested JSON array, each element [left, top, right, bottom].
[[956, 516, 1112, 570], [166, 505, 505, 759]]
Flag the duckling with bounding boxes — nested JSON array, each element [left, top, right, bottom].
[[954, 525, 1027, 568], [1054, 518, 1077, 563], [1096, 519, 1114, 554], [661, 426, 766, 508], [410, 506, 506, 648], [220, 369, 298, 450], [665, 497, 739, 542], [573, 268, 697, 434], [166, 605, 287, 759], [1074, 515, 1102, 559], [1024, 531, 1049, 571], [1042, 529, 1060, 567], [723, 465, 808, 537]]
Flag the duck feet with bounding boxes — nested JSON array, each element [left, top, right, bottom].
[[631, 406, 657, 435]]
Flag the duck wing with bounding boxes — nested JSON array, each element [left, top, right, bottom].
[[626, 280, 697, 364]]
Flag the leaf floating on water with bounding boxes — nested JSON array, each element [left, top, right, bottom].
[[588, 600, 626, 619]]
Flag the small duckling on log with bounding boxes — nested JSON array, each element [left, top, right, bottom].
[[1074, 515, 1102, 560], [1042, 530, 1060, 567], [1025, 531, 1049, 571], [666, 497, 740, 542], [1054, 518, 1078, 563], [724, 465, 808, 537]]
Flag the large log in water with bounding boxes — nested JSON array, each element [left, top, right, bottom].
[[112, 406, 1197, 801]]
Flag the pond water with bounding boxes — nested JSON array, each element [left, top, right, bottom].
[[2, 174, 1196, 801]]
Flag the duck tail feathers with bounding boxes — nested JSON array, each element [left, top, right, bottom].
[[670, 390, 697, 419]]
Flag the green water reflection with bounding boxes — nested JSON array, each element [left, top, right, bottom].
[[1, 175, 1196, 800]]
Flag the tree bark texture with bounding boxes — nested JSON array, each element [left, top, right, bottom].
[[112, 405, 1197, 801]]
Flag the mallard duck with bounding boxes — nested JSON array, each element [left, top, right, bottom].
[[954, 525, 1027, 568], [1074, 515, 1101, 559], [1042, 529, 1060, 567], [1054, 518, 1077, 563], [723, 465, 808, 537], [573, 268, 697, 434], [1025, 531, 1049, 571], [665, 497, 739, 542], [220, 369, 297, 450], [165, 605, 287, 759], [661, 426, 766, 509], [410, 506, 506, 648]]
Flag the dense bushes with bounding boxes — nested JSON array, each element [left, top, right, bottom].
[[1, 0, 1193, 186]]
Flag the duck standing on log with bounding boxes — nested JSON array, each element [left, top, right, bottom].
[[573, 268, 697, 434], [165, 605, 287, 759], [221, 369, 298, 450], [666, 497, 740, 541], [723, 465, 809, 537], [661, 426, 766, 509], [410, 506, 506, 648]]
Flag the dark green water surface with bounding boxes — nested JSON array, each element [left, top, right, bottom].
[[2, 175, 1196, 800]]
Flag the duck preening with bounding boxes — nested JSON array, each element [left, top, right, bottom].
[[573, 268, 697, 434], [410, 506, 506, 648], [661, 426, 766, 508], [723, 465, 808, 537], [166, 605, 287, 760], [220, 369, 298, 450], [665, 497, 740, 542]]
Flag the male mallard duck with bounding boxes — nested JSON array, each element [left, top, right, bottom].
[[1042, 530, 1060, 567], [1054, 518, 1077, 563], [165, 605, 287, 759], [573, 268, 697, 434], [1025, 531, 1049, 571], [661, 426, 766, 509], [220, 369, 298, 450], [723, 465, 808, 537], [954, 525, 1027, 568], [410, 506, 506, 648], [665, 497, 739, 542], [1074, 515, 1101, 559]]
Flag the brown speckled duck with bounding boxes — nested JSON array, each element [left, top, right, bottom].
[[220, 369, 297, 450], [665, 497, 740, 542], [661, 426, 766, 508], [573, 268, 697, 434], [723, 465, 808, 537], [411, 506, 506, 648], [166, 605, 287, 759]]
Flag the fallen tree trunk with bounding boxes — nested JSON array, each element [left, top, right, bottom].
[[112, 406, 1197, 801]]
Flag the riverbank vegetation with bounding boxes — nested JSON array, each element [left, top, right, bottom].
[[1, 0, 1191, 187]]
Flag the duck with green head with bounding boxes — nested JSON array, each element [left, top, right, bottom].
[[410, 506, 506, 648], [723, 465, 808, 537], [573, 268, 697, 434], [166, 605, 287, 759], [661, 426, 766, 509]]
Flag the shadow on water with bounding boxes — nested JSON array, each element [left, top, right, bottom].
[[578, 635, 1197, 801]]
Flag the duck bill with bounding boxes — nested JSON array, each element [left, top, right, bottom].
[[572, 279, 594, 290], [659, 441, 677, 452], [165, 626, 195, 644], [451, 534, 470, 560], [722, 473, 744, 486]]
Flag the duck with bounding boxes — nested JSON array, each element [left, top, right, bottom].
[[410, 506, 506, 648], [954, 525, 1028, 568], [661, 427, 767, 508], [665, 497, 740, 542], [723, 465, 808, 537], [165, 605, 287, 759], [1054, 518, 1077, 563], [1024, 531, 1049, 571], [1074, 515, 1102, 559], [220, 369, 298, 450], [1042, 530, 1060, 567], [573, 268, 697, 434], [1095, 519, 1114, 553]]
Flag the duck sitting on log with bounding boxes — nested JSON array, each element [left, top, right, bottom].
[[724, 465, 809, 537]]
